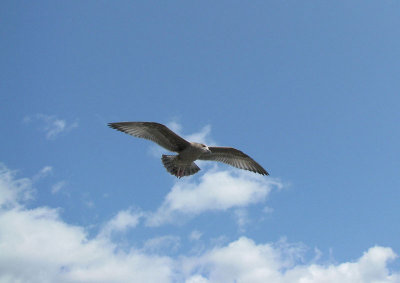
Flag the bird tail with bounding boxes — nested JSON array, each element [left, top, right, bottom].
[[161, 155, 200, 178]]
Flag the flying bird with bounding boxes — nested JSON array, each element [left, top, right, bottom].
[[108, 122, 269, 178]]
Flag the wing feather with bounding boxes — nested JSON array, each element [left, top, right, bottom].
[[199, 146, 269, 175], [108, 122, 190, 152]]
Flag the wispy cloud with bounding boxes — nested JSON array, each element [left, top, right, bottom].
[[38, 166, 53, 176], [142, 235, 181, 254], [189, 230, 203, 241], [183, 124, 214, 146], [0, 163, 33, 208], [23, 114, 78, 140], [99, 208, 143, 238], [233, 208, 249, 232], [166, 120, 182, 134], [0, 163, 399, 283], [51, 181, 67, 194], [32, 166, 53, 182]]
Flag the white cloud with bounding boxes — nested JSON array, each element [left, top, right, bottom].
[[1, 206, 399, 283], [166, 120, 183, 134], [23, 114, 78, 140], [183, 125, 214, 146], [183, 237, 399, 283], [146, 169, 281, 226], [0, 207, 173, 283], [143, 235, 181, 254], [233, 208, 249, 232], [33, 166, 53, 181], [263, 206, 274, 214], [185, 275, 209, 283], [1, 163, 399, 283], [0, 165, 172, 283], [51, 180, 67, 194], [165, 121, 214, 145], [99, 208, 143, 238], [0, 163, 33, 208], [189, 230, 203, 241]]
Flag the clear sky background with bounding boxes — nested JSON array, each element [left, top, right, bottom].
[[1, 1, 400, 282]]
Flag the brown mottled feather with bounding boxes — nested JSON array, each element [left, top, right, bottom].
[[108, 122, 189, 152], [199, 147, 269, 175]]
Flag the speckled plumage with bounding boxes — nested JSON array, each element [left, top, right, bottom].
[[108, 122, 269, 178]]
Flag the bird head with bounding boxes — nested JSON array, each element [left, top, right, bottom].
[[199, 143, 212, 154]]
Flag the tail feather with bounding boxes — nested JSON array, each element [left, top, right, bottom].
[[161, 155, 200, 178]]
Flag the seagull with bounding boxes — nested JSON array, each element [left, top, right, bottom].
[[108, 122, 269, 178]]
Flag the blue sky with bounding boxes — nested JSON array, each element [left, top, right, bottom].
[[1, 1, 400, 282]]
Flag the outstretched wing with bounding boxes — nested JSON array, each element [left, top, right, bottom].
[[199, 146, 269, 175], [108, 122, 190, 152]]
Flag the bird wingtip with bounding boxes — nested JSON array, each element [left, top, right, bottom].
[[108, 122, 119, 129]]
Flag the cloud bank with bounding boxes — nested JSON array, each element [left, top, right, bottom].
[[1, 163, 399, 283], [183, 237, 399, 283]]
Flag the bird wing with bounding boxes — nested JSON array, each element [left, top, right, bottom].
[[199, 146, 269, 175], [108, 122, 190, 152]]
